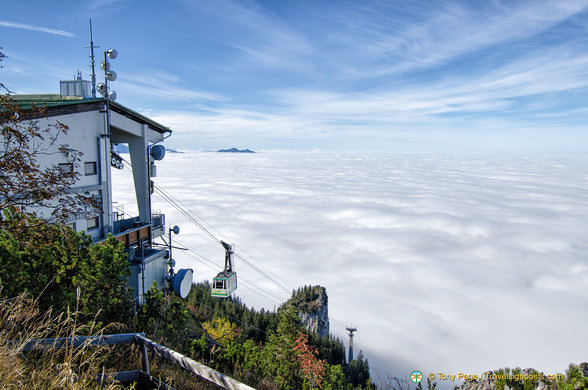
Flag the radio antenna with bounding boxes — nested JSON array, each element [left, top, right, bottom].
[[85, 19, 100, 98]]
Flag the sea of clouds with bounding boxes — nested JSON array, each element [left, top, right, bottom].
[[112, 150, 588, 387]]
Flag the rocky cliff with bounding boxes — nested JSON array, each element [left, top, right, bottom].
[[289, 285, 330, 338]]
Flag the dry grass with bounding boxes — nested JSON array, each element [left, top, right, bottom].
[[0, 292, 125, 389]]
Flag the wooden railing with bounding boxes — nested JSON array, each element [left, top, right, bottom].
[[114, 224, 151, 248], [22, 333, 255, 390]]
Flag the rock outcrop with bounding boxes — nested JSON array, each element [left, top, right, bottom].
[[289, 285, 330, 338]]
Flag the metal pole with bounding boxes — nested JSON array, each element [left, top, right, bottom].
[[101, 51, 113, 236], [89, 19, 97, 98], [104, 51, 111, 138], [168, 227, 173, 272], [346, 326, 357, 363], [141, 344, 150, 375]]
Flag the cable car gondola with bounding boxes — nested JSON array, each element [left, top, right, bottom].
[[211, 241, 237, 298]]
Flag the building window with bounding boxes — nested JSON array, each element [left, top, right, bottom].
[[84, 161, 97, 176], [58, 163, 73, 174], [86, 216, 99, 230]]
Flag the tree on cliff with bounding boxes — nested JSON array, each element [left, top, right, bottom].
[[294, 330, 327, 388], [260, 305, 303, 388]]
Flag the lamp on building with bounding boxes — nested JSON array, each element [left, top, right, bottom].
[[167, 225, 180, 276], [97, 48, 118, 150]]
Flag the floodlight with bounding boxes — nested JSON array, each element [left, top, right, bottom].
[[106, 70, 117, 81], [106, 49, 118, 59], [96, 83, 106, 95]]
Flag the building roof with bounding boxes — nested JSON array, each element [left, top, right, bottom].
[[11, 94, 172, 134]]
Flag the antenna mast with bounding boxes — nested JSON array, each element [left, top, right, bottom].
[[86, 19, 99, 98]]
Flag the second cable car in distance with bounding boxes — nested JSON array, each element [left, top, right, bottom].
[[211, 241, 237, 298]]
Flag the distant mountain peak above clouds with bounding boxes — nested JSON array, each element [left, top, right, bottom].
[[217, 148, 255, 153]]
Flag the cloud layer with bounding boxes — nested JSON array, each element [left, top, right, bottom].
[[113, 151, 588, 385]]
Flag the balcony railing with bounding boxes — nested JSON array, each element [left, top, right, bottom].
[[112, 212, 165, 248], [151, 212, 165, 238]]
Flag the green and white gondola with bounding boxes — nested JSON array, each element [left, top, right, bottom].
[[211, 241, 237, 298], [211, 271, 237, 297]]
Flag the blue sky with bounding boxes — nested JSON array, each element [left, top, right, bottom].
[[1, 0, 588, 151]]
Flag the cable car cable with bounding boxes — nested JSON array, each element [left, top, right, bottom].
[[154, 183, 292, 297], [154, 184, 223, 245], [235, 247, 293, 296], [155, 184, 350, 326], [234, 254, 291, 296], [153, 181, 290, 292], [239, 279, 285, 305], [154, 185, 220, 244], [171, 237, 285, 305], [118, 161, 285, 304], [175, 245, 284, 306], [120, 160, 351, 330]]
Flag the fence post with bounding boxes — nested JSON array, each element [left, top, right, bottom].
[[141, 344, 150, 375]]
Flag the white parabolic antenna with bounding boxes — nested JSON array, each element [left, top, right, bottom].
[[173, 268, 193, 299]]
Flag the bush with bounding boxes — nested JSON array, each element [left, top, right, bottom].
[[0, 293, 122, 389], [0, 208, 134, 326]]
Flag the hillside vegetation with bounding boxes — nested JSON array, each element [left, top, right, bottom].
[[0, 208, 372, 388]]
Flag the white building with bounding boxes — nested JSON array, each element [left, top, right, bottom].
[[11, 78, 192, 304]]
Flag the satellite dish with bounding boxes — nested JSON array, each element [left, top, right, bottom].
[[106, 48, 118, 59], [168, 258, 176, 268], [108, 91, 117, 101], [106, 70, 117, 81], [172, 268, 193, 299], [172, 225, 180, 235], [100, 61, 111, 71], [150, 144, 166, 161], [96, 83, 106, 95]]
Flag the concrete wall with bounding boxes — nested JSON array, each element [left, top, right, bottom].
[[30, 110, 106, 240]]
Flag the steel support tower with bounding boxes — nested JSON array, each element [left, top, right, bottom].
[[346, 326, 357, 363]]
